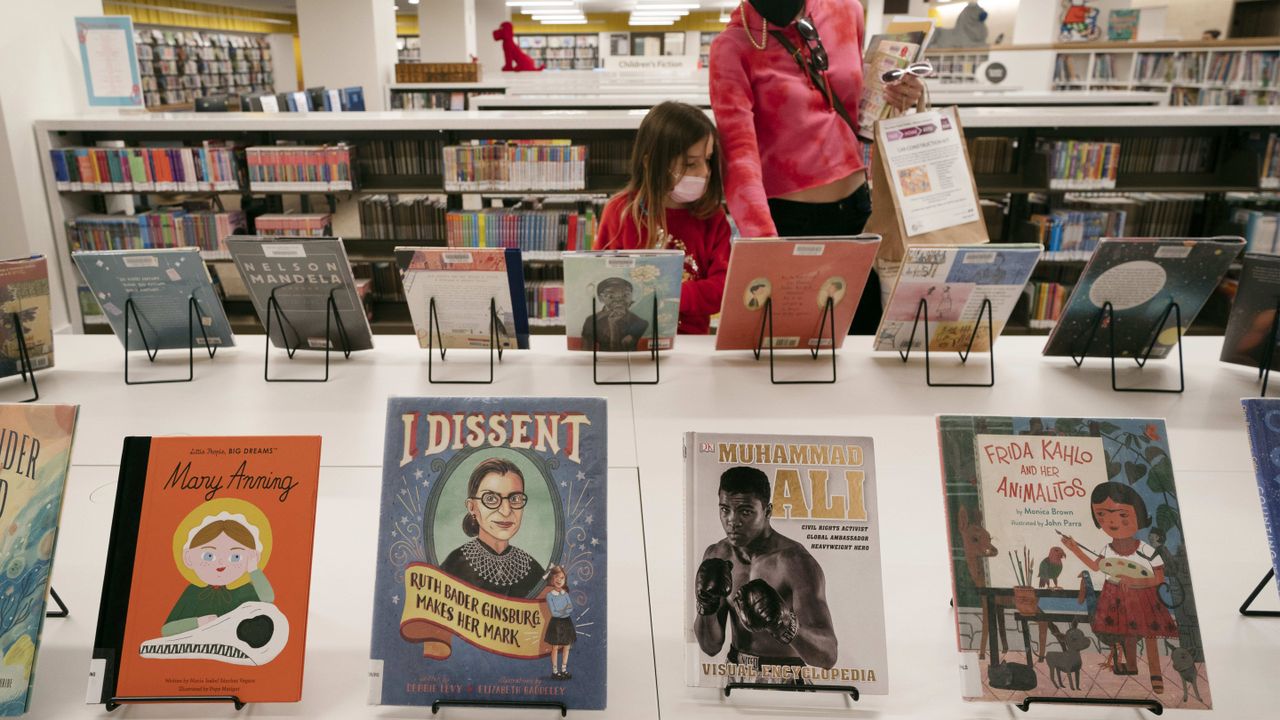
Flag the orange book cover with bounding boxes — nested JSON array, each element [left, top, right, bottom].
[[714, 236, 881, 351], [89, 436, 321, 705]]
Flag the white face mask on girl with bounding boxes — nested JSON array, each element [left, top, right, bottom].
[[669, 174, 707, 204]]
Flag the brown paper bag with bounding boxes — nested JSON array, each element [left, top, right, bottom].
[[865, 106, 989, 272]]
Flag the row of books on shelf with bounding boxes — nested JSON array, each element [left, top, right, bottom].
[[134, 28, 273, 109], [245, 145, 356, 192], [967, 136, 1017, 175], [1047, 141, 1120, 190], [387, 90, 487, 111], [1171, 87, 1280, 106], [65, 210, 246, 253], [136, 28, 270, 51], [1028, 193, 1203, 256], [255, 213, 331, 237], [362, 138, 446, 177], [444, 207, 599, 253], [1026, 280, 1069, 328], [358, 194, 447, 241], [1263, 134, 1280, 189], [443, 142, 587, 192], [1112, 135, 1215, 175], [1236, 208, 1280, 255], [49, 143, 242, 192]]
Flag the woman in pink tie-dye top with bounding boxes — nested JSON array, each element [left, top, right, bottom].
[[710, 0, 922, 332]]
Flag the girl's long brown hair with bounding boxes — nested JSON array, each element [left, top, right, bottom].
[[620, 101, 724, 248]]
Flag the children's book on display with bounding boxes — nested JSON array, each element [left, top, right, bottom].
[[875, 244, 1041, 353], [73, 247, 236, 351], [88, 436, 322, 704], [396, 247, 530, 350], [1041, 237, 1243, 359], [563, 250, 682, 352], [937, 415, 1211, 709], [715, 235, 881, 351], [370, 397, 608, 709], [0, 256, 55, 378], [1220, 253, 1280, 371], [225, 236, 374, 352], [684, 432, 888, 693], [0, 403, 78, 715], [1240, 398, 1280, 602]]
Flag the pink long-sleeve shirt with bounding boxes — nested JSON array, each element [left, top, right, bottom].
[[710, 0, 867, 238]]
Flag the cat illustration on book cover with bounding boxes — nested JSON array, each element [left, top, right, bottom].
[[138, 499, 289, 666]]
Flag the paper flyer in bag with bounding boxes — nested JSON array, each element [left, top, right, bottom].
[[877, 107, 981, 237], [684, 432, 888, 693]]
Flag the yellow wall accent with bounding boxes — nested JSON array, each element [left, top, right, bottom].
[[102, 0, 297, 34], [513, 11, 726, 35], [397, 13, 417, 36]]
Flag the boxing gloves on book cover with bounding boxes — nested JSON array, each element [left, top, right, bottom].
[[87, 436, 322, 705], [684, 432, 889, 692], [369, 397, 608, 710]]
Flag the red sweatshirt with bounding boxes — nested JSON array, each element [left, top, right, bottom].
[[710, 0, 867, 238], [593, 193, 731, 334]]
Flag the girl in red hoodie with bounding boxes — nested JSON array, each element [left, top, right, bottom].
[[593, 101, 731, 335]]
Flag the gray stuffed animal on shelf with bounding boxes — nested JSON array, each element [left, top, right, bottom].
[[932, 3, 990, 49]]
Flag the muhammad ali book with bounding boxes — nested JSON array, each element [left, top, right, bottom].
[[1041, 237, 1242, 359], [1221, 254, 1280, 371], [1241, 399, 1280, 602], [370, 397, 607, 709], [396, 248, 530, 350], [73, 247, 236, 351], [563, 250, 683, 352], [683, 432, 887, 693], [715, 236, 880, 351], [87, 436, 321, 705], [0, 404, 78, 715], [0, 256, 55, 378], [938, 416, 1211, 709], [225, 237, 374, 352], [874, 244, 1041, 353]]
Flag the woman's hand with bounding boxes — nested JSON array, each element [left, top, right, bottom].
[[884, 74, 925, 112]]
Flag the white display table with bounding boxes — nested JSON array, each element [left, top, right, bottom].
[[16, 334, 1280, 718]]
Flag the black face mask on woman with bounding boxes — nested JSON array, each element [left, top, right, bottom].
[[748, 0, 805, 27]]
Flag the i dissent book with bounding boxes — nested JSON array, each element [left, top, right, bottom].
[[88, 436, 322, 705], [0, 404, 79, 715], [225, 236, 374, 352], [1240, 399, 1280, 602], [396, 248, 530, 350], [938, 416, 1211, 709], [875, 244, 1041, 352], [73, 248, 235, 351], [370, 397, 607, 709], [1042, 237, 1243, 359], [0, 256, 55, 378], [684, 432, 887, 693], [563, 250, 682, 352], [1220, 254, 1280, 370], [715, 236, 881, 351]]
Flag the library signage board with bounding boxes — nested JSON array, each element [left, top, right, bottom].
[[74, 16, 143, 108], [603, 56, 698, 74]]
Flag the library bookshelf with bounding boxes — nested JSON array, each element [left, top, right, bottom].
[[35, 107, 1280, 338]]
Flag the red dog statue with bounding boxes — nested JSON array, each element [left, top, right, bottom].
[[493, 21, 543, 72]]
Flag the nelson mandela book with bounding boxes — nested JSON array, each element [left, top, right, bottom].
[[684, 432, 888, 692], [370, 397, 607, 709]]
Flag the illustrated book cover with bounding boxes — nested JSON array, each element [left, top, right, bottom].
[[1042, 237, 1243, 359], [73, 247, 235, 351], [0, 256, 55, 378], [1240, 399, 1280, 602], [395, 248, 530, 350], [225, 236, 374, 352], [684, 432, 887, 693], [370, 397, 607, 709], [938, 415, 1211, 709], [563, 250, 682, 352], [874, 244, 1042, 353], [87, 436, 322, 704], [0, 403, 79, 715], [715, 236, 881, 351], [1220, 253, 1280, 370], [857, 33, 924, 143]]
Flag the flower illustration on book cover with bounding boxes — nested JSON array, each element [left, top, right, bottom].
[[138, 499, 289, 666]]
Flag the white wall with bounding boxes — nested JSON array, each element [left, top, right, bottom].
[[1128, 0, 1232, 40], [266, 33, 298, 93], [297, 0, 396, 109], [421, 0, 471, 63], [474, 0, 510, 80], [0, 0, 102, 331]]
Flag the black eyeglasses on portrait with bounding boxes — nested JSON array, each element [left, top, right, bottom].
[[794, 16, 828, 73], [471, 491, 528, 510], [881, 62, 934, 83]]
